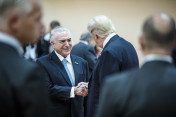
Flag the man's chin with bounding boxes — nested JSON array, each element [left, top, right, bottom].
[[64, 50, 70, 53], [63, 52, 70, 56]]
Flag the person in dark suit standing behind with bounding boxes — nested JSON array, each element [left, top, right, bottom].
[[95, 13, 176, 117], [44, 20, 61, 53], [71, 32, 97, 74], [36, 25, 50, 58], [0, 0, 49, 117], [85, 15, 139, 117], [37, 26, 89, 117]]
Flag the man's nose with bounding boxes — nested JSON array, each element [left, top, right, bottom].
[[65, 41, 69, 46]]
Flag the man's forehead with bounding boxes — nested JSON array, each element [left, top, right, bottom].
[[29, 0, 42, 14], [55, 31, 68, 34], [55, 31, 71, 37]]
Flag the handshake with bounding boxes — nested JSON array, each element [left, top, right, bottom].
[[74, 82, 88, 97]]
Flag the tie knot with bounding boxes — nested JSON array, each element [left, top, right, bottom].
[[62, 59, 67, 65]]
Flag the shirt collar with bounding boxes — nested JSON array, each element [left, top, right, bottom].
[[0, 32, 24, 55], [80, 40, 88, 45], [142, 54, 173, 65], [103, 33, 116, 48], [54, 51, 72, 63]]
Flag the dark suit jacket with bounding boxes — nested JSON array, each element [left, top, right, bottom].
[[86, 34, 139, 117], [172, 49, 176, 65], [0, 42, 48, 117], [37, 51, 89, 117], [95, 60, 176, 117], [71, 42, 97, 74], [36, 39, 50, 58]]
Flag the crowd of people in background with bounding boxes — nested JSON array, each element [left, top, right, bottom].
[[0, 0, 176, 117]]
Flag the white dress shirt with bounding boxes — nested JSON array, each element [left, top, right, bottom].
[[142, 54, 173, 65], [24, 44, 37, 60], [0, 32, 24, 55], [103, 33, 116, 48], [80, 40, 88, 45], [55, 51, 76, 98]]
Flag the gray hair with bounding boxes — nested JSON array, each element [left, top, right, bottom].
[[87, 15, 116, 38], [50, 26, 72, 43], [0, 0, 32, 24], [80, 32, 92, 42]]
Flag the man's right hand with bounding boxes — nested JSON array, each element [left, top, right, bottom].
[[74, 82, 88, 97]]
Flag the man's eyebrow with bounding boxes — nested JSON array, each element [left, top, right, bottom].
[[58, 38, 71, 41]]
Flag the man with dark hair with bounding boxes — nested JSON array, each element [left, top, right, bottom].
[[50, 20, 60, 29], [36, 25, 50, 58], [44, 20, 61, 53], [71, 32, 97, 74], [95, 13, 176, 117], [0, 0, 48, 116], [44, 20, 61, 41]]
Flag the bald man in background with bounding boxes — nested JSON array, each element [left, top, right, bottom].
[[0, 0, 48, 116], [95, 13, 176, 117]]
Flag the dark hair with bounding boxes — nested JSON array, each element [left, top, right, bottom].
[[50, 20, 60, 29], [143, 14, 175, 49], [80, 32, 92, 42]]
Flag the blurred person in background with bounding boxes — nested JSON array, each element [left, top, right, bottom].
[[0, 0, 49, 116], [24, 25, 50, 61], [36, 25, 50, 58], [44, 20, 60, 53], [71, 31, 97, 74]]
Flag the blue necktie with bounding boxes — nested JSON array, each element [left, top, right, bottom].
[[62, 59, 74, 86]]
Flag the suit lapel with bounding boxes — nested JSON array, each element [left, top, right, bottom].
[[71, 55, 80, 86], [50, 51, 72, 86]]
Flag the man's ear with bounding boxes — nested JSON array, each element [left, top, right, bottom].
[[8, 13, 20, 33], [50, 41, 54, 46], [95, 34, 98, 39], [139, 34, 146, 51]]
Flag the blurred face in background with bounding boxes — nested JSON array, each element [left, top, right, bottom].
[[18, 0, 43, 45], [51, 31, 72, 58], [40, 25, 46, 38]]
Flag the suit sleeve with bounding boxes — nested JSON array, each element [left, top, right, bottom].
[[95, 77, 120, 117], [84, 60, 90, 82], [82, 60, 90, 117], [85, 46, 97, 72], [18, 65, 49, 117], [37, 60, 72, 99]]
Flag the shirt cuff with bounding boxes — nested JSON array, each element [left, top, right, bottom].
[[70, 87, 75, 98]]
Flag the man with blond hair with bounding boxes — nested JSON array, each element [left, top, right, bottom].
[[86, 15, 139, 117], [96, 13, 176, 117]]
